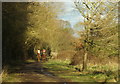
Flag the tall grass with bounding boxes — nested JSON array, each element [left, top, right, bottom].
[[1, 66, 8, 82]]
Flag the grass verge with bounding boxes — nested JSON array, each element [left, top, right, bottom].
[[42, 59, 118, 82]]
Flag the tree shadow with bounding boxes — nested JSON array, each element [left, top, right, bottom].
[[7, 62, 71, 82]]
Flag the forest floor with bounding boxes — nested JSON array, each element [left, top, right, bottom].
[[2, 59, 119, 83]]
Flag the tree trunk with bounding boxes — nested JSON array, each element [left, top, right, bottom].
[[82, 52, 87, 71]]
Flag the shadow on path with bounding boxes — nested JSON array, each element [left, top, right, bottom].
[[9, 62, 72, 82]]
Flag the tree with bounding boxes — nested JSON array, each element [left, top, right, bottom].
[[26, 2, 74, 52], [2, 2, 75, 65], [74, 1, 118, 71], [2, 2, 30, 64]]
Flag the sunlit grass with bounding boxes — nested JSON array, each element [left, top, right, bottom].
[[2, 59, 118, 82], [2, 59, 36, 82], [25, 59, 36, 63], [2, 73, 22, 82], [43, 59, 72, 71], [2, 66, 22, 82], [43, 59, 118, 82]]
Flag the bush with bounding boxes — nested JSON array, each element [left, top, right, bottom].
[[70, 50, 84, 65], [56, 50, 76, 61]]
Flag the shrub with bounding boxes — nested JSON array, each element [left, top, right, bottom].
[[56, 50, 76, 61], [69, 50, 84, 65]]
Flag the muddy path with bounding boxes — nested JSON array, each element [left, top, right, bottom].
[[12, 62, 72, 82]]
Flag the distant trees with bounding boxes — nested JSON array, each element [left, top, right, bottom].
[[74, 1, 118, 71], [3, 2, 74, 65]]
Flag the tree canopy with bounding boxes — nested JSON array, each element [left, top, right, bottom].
[[2, 2, 75, 65]]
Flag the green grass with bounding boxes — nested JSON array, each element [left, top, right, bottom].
[[2, 59, 37, 82], [43, 59, 95, 82], [42, 59, 118, 82], [25, 59, 36, 63], [3, 59, 118, 82], [2, 73, 22, 82], [2, 59, 36, 82], [2, 65, 23, 82]]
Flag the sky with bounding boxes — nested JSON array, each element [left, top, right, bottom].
[[57, 2, 85, 37], [58, 2, 84, 30]]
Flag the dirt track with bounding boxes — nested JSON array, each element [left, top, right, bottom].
[[15, 62, 71, 82]]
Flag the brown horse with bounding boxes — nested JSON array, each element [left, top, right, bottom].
[[41, 49, 47, 62]]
